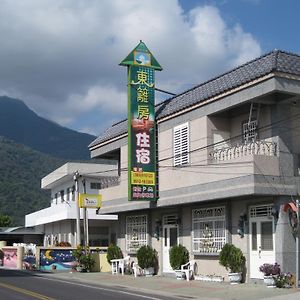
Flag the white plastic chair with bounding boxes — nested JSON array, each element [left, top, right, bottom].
[[132, 262, 143, 277], [119, 256, 130, 275], [181, 260, 196, 281], [111, 256, 130, 275]]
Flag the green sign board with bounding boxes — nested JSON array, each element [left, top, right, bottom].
[[120, 41, 162, 201]]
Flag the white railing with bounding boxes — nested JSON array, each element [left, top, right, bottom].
[[210, 139, 278, 162], [100, 176, 120, 189]]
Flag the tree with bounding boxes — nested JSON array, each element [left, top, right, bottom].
[[0, 215, 12, 227]]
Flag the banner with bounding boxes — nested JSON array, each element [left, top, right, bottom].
[[120, 41, 162, 201]]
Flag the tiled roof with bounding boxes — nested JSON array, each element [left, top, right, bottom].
[[89, 50, 300, 148]]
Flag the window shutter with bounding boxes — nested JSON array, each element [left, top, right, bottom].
[[173, 122, 189, 166]]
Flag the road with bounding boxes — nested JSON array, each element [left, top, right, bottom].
[[0, 269, 175, 300]]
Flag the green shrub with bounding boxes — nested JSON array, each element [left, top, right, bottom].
[[106, 244, 122, 263], [137, 245, 157, 269], [169, 244, 189, 270], [72, 245, 95, 271], [219, 243, 245, 273]]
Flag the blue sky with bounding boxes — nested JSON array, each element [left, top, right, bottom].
[[180, 0, 299, 53], [0, 0, 298, 137]]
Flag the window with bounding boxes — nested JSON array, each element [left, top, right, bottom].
[[66, 187, 70, 202], [90, 182, 102, 190], [126, 215, 147, 252], [173, 122, 189, 166], [192, 206, 226, 253], [71, 185, 75, 201], [242, 119, 258, 143], [60, 190, 64, 203]]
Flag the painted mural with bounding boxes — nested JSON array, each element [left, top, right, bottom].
[[40, 249, 76, 270], [3, 248, 17, 269]]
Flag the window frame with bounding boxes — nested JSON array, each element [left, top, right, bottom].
[[192, 206, 227, 255], [125, 215, 148, 253]]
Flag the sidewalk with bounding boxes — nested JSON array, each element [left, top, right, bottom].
[[36, 270, 300, 300]]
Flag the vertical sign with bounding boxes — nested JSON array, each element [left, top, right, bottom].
[[120, 41, 162, 201]]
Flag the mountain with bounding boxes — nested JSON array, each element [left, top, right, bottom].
[[0, 96, 96, 160], [0, 136, 66, 226]]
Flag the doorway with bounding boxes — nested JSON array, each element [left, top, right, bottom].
[[162, 215, 179, 273], [249, 205, 276, 279]]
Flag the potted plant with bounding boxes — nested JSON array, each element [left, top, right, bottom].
[[72, 245, 95, 272], [259, 263, 281, 287], [274, 272, 293, 288], [79, 253, 95, 272], [169, 244, 189, 280], [137, 245, 157, 276], [106, 244, 123, 264], [219, 243, 245, 284]]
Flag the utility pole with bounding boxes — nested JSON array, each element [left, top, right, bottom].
[[82, 179, 89, 248], [73, 171, 81, 245]]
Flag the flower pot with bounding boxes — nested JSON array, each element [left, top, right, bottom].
[[263, 275, 276, 287], [228, 272, 242, 284], [144, 267, 154, 277], [174, 270, 185, 280], [76, 266, 82, 272]]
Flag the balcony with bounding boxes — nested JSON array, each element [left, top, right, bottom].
[[210, 138, 278, 162]]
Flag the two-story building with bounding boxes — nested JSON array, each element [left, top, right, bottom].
[[89, 50, 300, 281], [25, 162, 118, 247]]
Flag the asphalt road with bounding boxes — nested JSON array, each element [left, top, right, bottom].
[[0, 269, 175, 300]]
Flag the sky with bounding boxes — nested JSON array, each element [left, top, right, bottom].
[[0, 0, 299, 136]]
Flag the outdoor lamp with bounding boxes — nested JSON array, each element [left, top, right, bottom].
[[154, 219, 162, 240], [271, 206, 279, 220]]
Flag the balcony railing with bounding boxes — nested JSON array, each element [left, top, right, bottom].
[[210, 139, 278, 162], [100, 176, 120, 189]]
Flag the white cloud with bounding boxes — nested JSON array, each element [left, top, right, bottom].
[[0, 0, 261, 134]]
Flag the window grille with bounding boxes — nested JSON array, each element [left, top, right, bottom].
[[163, 215, 178, 225], [250, 204, 273, 218], [243, 120, 258, 143], [126, 215, 147, 252], [173, 122, 189, 166], [192, 207, 226, 253], [90, 182, 102, 190]]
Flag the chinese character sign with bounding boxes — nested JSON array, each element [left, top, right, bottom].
[[120, 41, 162, 201]]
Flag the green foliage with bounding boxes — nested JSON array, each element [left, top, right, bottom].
[[0, 96, 96, 160], [169, 244, 189, 270], [137, 245, 157, 269], [106, 244, 122, 263], [219, 243, 245, 273], [0, 215, 12, 227], [0, 136, 66, 225], [72, 245, 95, 271]]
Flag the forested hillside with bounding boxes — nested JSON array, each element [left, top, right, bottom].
[[0, 96, 96, 160], [0, 136, 66, 225]]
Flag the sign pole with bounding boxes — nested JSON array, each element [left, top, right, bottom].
[[73, 171, 81, 245]]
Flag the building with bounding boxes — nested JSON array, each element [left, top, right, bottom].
[[25, 162, 119, 247], [89, 50, 300, 281]]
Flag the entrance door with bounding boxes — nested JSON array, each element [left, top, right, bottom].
[[162, 224, 178, 273], [249, 205, 275, 279]]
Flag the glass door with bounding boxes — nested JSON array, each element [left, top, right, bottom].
[[162, 225, 178, 273], [249, 218, 275, 279]]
